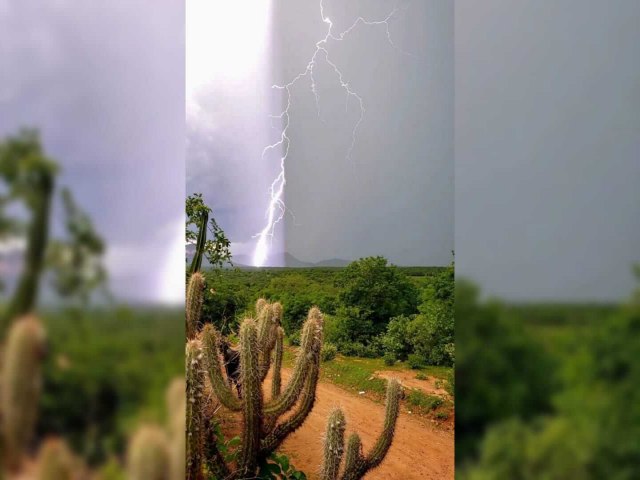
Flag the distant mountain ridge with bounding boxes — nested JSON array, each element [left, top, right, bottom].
[[185, 245, 349, 268]]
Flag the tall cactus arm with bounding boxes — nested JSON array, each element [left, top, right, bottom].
[[271, 326, 284, 399], [189, 211, 208, 274], [186, 340, 206, 480], [321, 409, 346, 480], [340, 379, 402, 480], [264, 316, 319, 416], [201, 325, 242, 411], [257, 305, 279, 382], [260, 361, 320, 455], [342, 433, 363, 480], [186, 272, 205, 339], [237, 318, 263, 476]]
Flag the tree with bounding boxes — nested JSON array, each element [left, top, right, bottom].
[[0, 129, 105, 335], [336, 257, 418, 342], [185, 193, 231, 273]]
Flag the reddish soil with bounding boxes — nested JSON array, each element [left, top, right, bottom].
[[274, 368, 454, 480]]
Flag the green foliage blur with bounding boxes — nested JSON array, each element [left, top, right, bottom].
[[37, 307, 183, 465], [202, 258, 454, 367], [457, 274, 639, 479]]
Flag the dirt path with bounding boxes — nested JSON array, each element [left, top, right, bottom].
[[275, 368, 454, 480]]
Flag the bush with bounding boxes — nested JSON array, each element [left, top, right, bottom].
[[320, 343, 338, 362], [338, 342, 365, 357], [287, 330, 301, 347], [406, 390, 443, 410], [407, 354, 426, 369], [415, 372, 428, 380], [381, 315, 414, 361], [383, 352, 396, 366]]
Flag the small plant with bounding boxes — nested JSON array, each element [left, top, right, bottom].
[[415, 372, 428, 381], [435, 412, 449, 421], [383, 352, 396, 366], [406, 390, 443, 410], [407, 353, 426, 370], [321, 343, 338, 362]]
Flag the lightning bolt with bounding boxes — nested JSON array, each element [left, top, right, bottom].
[[252, 1, 409, 267]]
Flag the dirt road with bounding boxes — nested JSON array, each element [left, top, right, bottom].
[[275, 368, 454, 480]]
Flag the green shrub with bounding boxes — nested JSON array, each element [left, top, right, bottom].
[[406, 390, 443, 410], [287, 330, 301, 347], [320, 343, 338, 362], [415, 372, 428, 380], [407, 354, 426, 369], [383, 352, 396, 366], [435, 411, 449, 421], [337, 342, 365, 357]]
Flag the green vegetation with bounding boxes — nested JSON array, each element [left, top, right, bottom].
[[202, 258, 454, 368], [458, 275, 640, 479], [38, 307, 183, 464]]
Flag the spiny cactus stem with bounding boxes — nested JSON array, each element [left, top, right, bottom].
[[271, 326, 284, 399], [238, 318, 263, 475], [201, 325, 242, 411], [264, 317, 319, 416], [321, 409, 346, 480], [340, 379, 402, 480], [186, 272, 205, 339], [186, 341, 206, 480]]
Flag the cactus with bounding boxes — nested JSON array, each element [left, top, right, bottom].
[[321, 409, 346, 480], [165, 377, 186, 480], [35, 438, 74, 480], [190, 299, 401, 479], [189, 210, 208, 274], [127, 425, 171, 480], [326, 379, 402, 480], [1, 315, 46, 471], [186, 272, 205, 339], [0, 130, 56, 335]]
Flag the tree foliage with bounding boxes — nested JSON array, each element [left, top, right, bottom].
[[185, 193, 231, 270]]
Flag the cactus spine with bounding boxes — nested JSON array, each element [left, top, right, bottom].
[[127, 425, 171, 480], [1, 315, 46, 470], [186, 272, 205, 339]]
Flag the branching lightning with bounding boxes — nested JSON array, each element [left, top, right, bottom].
[[252, 0, 409, 267]]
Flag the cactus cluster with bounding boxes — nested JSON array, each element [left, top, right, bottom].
[[186, 294, 402, 479]]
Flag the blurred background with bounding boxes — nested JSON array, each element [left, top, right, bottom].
[[1, 1, 185, 478], [455, 1, 640, 478], [2, 0, 639, 479]]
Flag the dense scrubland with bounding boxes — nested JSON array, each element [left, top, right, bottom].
[[202, 258, 454, 370], [457, 277, 639, 479]]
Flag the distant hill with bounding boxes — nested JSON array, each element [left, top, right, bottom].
[[186, 245, 349, 268]]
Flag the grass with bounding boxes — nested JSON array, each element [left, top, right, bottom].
[[283, 347, 454, 421]]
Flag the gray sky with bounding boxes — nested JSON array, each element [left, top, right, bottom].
[[0, 0, 185, 304], [187, 0, 454, 267], [456, 0, 640, 300]]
